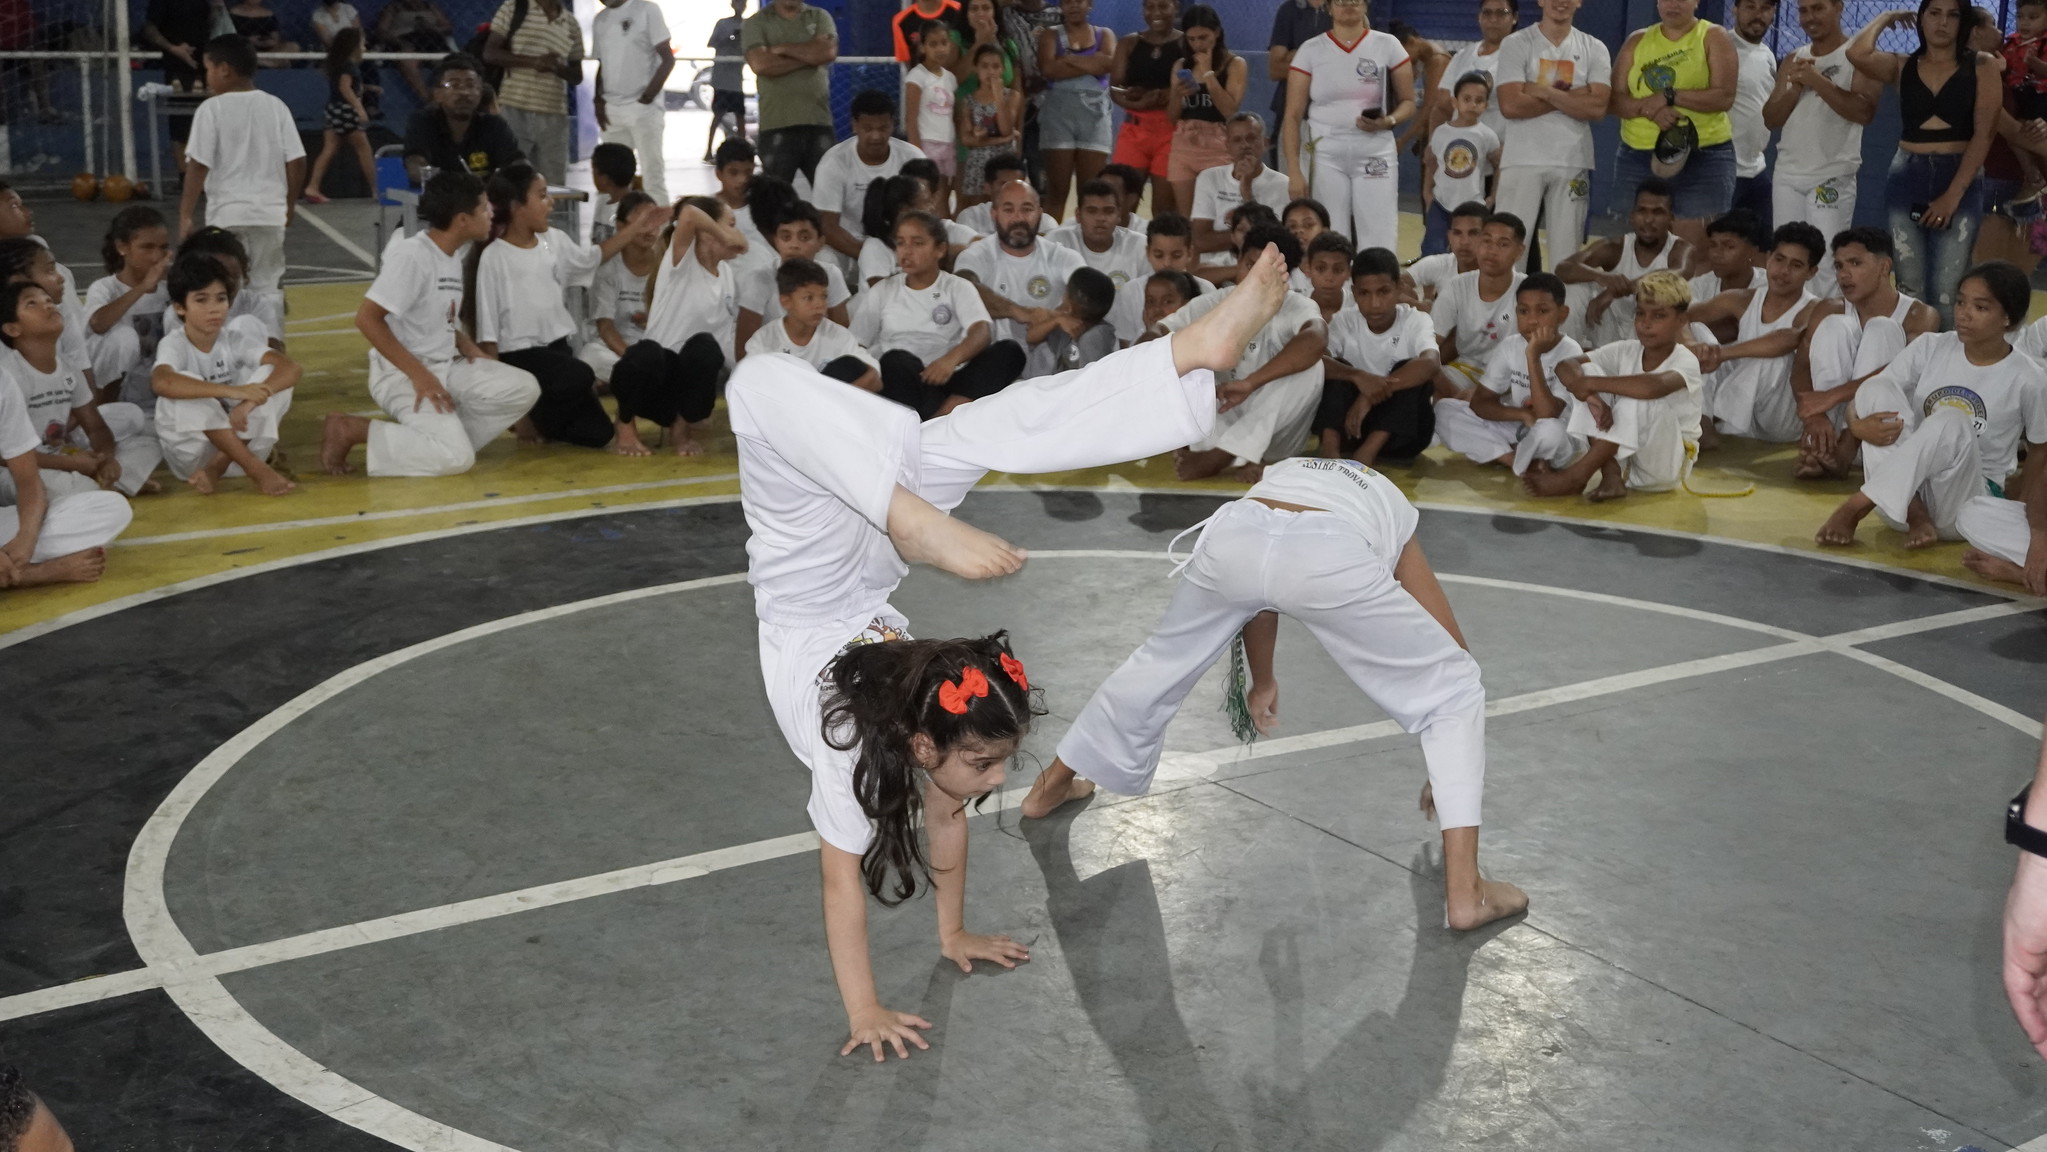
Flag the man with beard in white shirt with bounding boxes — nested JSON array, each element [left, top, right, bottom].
[[1046, 178, 1150, 291], [1493, 0, 1610, 271], [1762, 0, 1878, 300], [953, 179, 1089, 349]]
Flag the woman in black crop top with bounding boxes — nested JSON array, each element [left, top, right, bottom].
[[1109, 0, 1185, 214], [1848, 0, 2002, 325]]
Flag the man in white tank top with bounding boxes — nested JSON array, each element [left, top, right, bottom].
[[1789, 227, 1941, 477], [1018, 456, 1528, 932], [1557, 180, 1691, 349], [1682, 222, 1827, 443], [1761, 0, 1880, 299]]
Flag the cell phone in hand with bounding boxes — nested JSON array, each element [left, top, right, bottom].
[[1909, 202, 1928, 224], [1177, 68, 1196, 86]]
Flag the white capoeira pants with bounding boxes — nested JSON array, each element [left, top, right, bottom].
[[1056, 498, 1487, 828], [599, 98, 668, 207], [1496, 165, 1589, 271], [155, 365, 291, 480], [1773, 174, 1856, 298], [1304, 126, 1400, 255], [0, 488, 131, 556], [1853, 376, 1985, 537], [1693, 335, 1801, 442], [729, 338, 1221, 853], [1194, 364, 1322, 464], [1958, 495, 2035, 564], [70, 401, 161, 495], [1807, 313, 1908, 431], [364, 355, 540, 477], [1565, 386, 1694, 492], [576, 339, 621, 383], [1433, 399, 1580, 474]]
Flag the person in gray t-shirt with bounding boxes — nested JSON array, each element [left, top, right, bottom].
[[1023, 267, 1119, 377], [706, 0, 747, 160]]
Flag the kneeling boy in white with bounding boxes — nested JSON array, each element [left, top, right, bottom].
[[1020, 456, 1526, 931], [1682, 222, 1826, 443], [743, 257, 881, 391], [1434, 272, 1584, 473], [321, 171, 540, 477], [1816, 261, 2047, 549], [0, 320, 129, 588], [1523, 271, 1704, 502], [0, 283, 160, 500], [151, 254, 299, 495]]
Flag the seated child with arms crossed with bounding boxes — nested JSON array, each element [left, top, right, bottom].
[[151, 253, 300, 495], [1023, 267, 1118, 378], [611, 196, 751, 456], [1434, 273, 1585, 474], [743, 257, 882, 390], [180, 226, 287, 351]]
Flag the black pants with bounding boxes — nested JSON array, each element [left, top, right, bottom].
[[877, 342, 1025, 420], [1314, 365, 1434, 461], [820, 355, 871, 385], [613, 335, 721, 427], [757, 124, 837, 186], [497, 338, 613, 448]]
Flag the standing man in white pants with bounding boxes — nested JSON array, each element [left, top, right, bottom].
[[592, 0, 676, 207], [320, 172, 541, 478], [1761, 0, 1878, 300], [1492, 0, 1610, 272]]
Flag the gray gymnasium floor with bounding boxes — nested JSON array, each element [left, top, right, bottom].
[[5, 489, 2046, 1150]]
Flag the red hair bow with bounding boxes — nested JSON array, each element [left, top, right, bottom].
[[1000, 653, 1029, 691], [938, 666, 990, 714]]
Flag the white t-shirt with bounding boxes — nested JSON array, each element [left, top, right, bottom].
[[591, 0, 671, 103], [312, 2, 360, 44], [185, 89, 307, 229], [810, 137, 927, 243], [590, 252, 652, 346], [1480, 331, 1585, 408], [1405, 253, 1463, 303], [365, 231, 466, 366], [154, 321, 269, 395], [1327, 304, 1436, 376], [1494, 23, 1610, 171], [1190, 163, 1292, 226], [1427, 120, 1500, 210], [1730, 34, 1777, 179], [1107, 271, 1209, 346], [3, 346, 90, 450], [952, 239, 1088, 345], [857, 236, 898, 287], [1432, 271, 1524, 366], [474, 232, 602, 352], [84, 274, 169, 331], [848, 271, 990, 364], [1045, 223, 1151, 290], [1438, 41, 1507, 138], [744, 315, 879, 374], [904, 63, 957, 145], [1243, 456, 1418, 555], [644, 240, 740, 359], [955, 202, 1056, 237], [1585, 339, 1704, 443], [1871, 333, 2047, 484], [1775, 41, 1863, 184], [1159, 284, 1324, 380], [738, 251, 850, 323], [0, 354, 39, 460], [1288, 28, 1410, 140]]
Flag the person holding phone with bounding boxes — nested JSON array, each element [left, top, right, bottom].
[[1280, 0, 1415, 253], [1164, 5, 1247, 224]]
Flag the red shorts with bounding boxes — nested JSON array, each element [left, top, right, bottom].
[[1111, 110, 1174, 177]]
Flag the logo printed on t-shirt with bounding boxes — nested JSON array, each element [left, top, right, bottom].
[[932, 303, 955, 325], [1639, 62, 1677, 93], [1442, 139, 1479, 180], [1027, 275, 1052, 299], [1923, 385, 1989, 431], [1536, 58, 1576, 90]]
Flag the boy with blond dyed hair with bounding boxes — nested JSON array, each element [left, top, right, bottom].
[[1524, 270, 1704, 502]]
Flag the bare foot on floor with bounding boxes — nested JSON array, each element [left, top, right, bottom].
[[1586, 464, 1628, 503], [1446, 878, 1529, 931], [670, 419, 703, 456], [1792, 452, 1841, 480], [1903, 504, 1940, 549], [1521, 468, 1583, 498], [321, 412, 365, 475], [137, 479, 162, 495], [185, 467, 216, 495], [512, 416, 543, 445], [1816, 496, 1870, 546], [887, 485, 1025, 579], [250, 461, 296, 496], [1963, 547, 2026, 584], [1169, 243, 1289, 377], [14, 547, 106, 585], [1232, 461, 1265, 484], [1021, 763, 1096, 818], [610, 423, 652, 456]]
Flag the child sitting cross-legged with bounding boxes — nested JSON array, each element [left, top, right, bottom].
[[741, 257, 881, 391], [151, 253, 301, 495], [179, 226, 286, 351], [1433, 272, 1585, 473], [1022, 267, 1118, 378], [0, 280, 162, 499]]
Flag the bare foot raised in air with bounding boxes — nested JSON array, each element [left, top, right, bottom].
[[1021, 759, 1096, 818], [12, 547, 107, 586], [886, 484, 1025, 579], [1170, 243, 1290, 377], [1446, 878, 1529, 931], [321, 412, 366, 475]]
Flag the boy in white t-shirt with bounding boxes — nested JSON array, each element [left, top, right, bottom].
[[1403, 200, 1486, 311], [1316, 247, 1440, 465], [1434, 272, 1585, 473], [320, 171, 541, 477], [743, 258, 880, 391], [1524, 271, 1704, 501], [150, 253, 301, 495], [591, 0, 675, 207], [1422, 73, 1501, 258], [1107, 213, 1210, 345], [0, 298, 131, 589], [734, 199, 851, 357], [177, 35, 305, 329], [0, 283, 161, 499]]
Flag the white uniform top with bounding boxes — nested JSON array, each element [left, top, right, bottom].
[[590, 0, 671, 103], [1107, 270, 1209, 346], [1689, 269, 1742, 305], [1046, 223, 1151, 290], [154, 322, 270, 406], [1616, 235, 1678, 281], [1868, 332, 2047, 485], [1288, 28, 1410, 143], [84, 274, 170, 337], [1849, 290, 1918, 328], [643, 240, 739, 358], [3, 346, 90, 449], [1480, 331, 1585, 408], [1432, 271, 1524, 366], [848, 270, 991, 364], [0, 353, 39, 459], [1243, 456, 1418, 557], [2014, 315, 2047, 362], [1405, 252, 1463, 303], [955, 202, 1056, 237], [1159, 285, 1325, 379], [1730, 34, 1777, 180], [1438, 41, 1508, 138], [1190, 163, 1291, 225], [590, 252, 652, 346], [1328, 304, 1436, 375], [740, 251, 851, 323], [1775, 41, 1863, 184], [904, 63, 957, 145], [474, 232, 602, 352], [1584, 339, 1705, 443], [366, 231, 465, 367], [185, 89, 306, 228], [1427, 120, 1500, 210], [744, 316, 879, 374], [1734, 287, 1815, 360], [1493, 23, 1610, 171], [952, 239, 1088, 346], [810, 137, 927, 243]]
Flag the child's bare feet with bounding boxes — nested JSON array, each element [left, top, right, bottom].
[[886, 484, 1025, 579], [1697, 422, 1721, 452], [1903, 500, 1940, 549], [1792, 452, 1840, 480], [670, 417, 703, 456], [186, 465, 218, 495], [1232, 461, 1265, 484], [137, 478, 162, 495], [1021, 760, 1096, 818], [1521, 466, 1585, 498], [321, 412, 366, 475], [13, 547, 107, 586], [1170, 243, 1289, 376], [1963, 547, 2027, 584], [512, 416, 543, 444], [610, 422, 652, 456], [1817, 493, 1873, 546], [249, 460, 296, 496], [1174, 447, 1231, 481], [1446, 878, 1529, 931], [1586, 461, 1628, 502]]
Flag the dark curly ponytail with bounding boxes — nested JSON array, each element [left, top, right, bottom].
[[821, 632, 1044, 905]]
